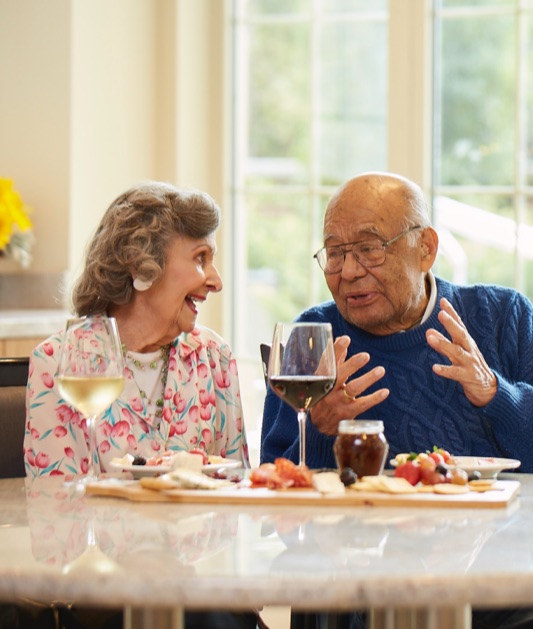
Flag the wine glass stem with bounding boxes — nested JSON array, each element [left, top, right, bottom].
[[86, 415, 98, 481], [87, 509, 97, 547], [297, 410, 307, 467]]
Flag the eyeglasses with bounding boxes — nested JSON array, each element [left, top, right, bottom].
[[313, 225, 422, 274]]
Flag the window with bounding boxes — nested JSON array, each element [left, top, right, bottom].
[[231, 1, 388, 462], [230, 0, 533, 463], [433, 0, 533, 294]]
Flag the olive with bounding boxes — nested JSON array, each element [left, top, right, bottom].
[[468, 470, 482, 482], [435, 463, 449, 475], [339, 467, 357, 486]]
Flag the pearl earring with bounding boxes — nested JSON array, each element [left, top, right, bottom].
[[133, 277, 152, 292]]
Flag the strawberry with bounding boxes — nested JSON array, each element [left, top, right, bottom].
[[393, 460, 421, 486], [428, 451, 445, 465], [435, 447, 451, 463]]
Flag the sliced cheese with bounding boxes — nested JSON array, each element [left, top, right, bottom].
[[170, 451, 204, 471], [208, 455, 228, 465], [113, 453, 134, 466], [165, 468, 234, 490], [312, 472, 345, 495]]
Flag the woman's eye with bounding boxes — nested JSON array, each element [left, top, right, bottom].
[[196, 252, 208, 265]]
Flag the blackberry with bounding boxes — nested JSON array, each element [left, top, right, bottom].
[[132, 455, 147, 466]]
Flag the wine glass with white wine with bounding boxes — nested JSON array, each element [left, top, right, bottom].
[[62, 502, 123, 576], [268, 322, 336, 467], [57, 315, 125, 482]]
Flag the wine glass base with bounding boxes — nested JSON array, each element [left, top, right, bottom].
[[69, 473, 99, 493]]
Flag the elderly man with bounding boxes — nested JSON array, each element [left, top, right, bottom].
[[261, 171, 533, 473]]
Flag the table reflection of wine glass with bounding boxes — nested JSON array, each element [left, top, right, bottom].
[[268, 322, 336, 466], [62, 506, 122, 576], [57, 315, 125, 482]]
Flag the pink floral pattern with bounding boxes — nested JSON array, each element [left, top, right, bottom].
[[24, 325, 249, 477], [26, 478, 239, 569]]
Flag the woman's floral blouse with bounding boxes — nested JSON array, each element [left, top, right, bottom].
[[24, 325, 249, 477]]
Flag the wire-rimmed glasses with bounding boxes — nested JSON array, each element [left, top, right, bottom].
[[313, 225, 422, 274]]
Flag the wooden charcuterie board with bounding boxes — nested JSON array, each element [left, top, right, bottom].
[[85, 479, 521, 509]]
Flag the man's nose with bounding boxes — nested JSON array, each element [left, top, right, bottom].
[[340, 250, 368, 279]]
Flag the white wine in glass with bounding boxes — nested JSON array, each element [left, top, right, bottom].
[[57, 315, 125, 481], [268, 322, 336, 467]]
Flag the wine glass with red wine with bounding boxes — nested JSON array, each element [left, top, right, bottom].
[[268, 322, 336, 467]]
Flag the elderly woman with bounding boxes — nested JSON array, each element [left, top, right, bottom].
[[24, 181, 249, 477]]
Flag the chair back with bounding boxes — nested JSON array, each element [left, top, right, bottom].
[[260, 343, 270, 387], [0, 357, 29, 478], [0, 357, 30, 386]]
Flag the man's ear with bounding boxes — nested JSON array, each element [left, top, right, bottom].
[[420, 227, 439, 271]]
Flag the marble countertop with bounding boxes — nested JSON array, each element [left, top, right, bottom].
[[1, 474, 533, 614], [0, 309, 69, 338]]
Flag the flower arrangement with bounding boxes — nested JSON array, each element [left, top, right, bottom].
[[0, 178, 34, 268]]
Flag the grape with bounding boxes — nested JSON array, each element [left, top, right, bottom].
[[450, 468, 469, 486]]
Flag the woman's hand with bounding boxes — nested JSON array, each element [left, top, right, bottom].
[[426, 297, 497, 407], [309, 335, 389, 436]]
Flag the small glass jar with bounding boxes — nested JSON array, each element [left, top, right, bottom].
[[334, 420, 389, 478]]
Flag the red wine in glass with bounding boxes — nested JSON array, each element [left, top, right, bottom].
[[268, 322, 336, 466], [269, 375, 335, 412]]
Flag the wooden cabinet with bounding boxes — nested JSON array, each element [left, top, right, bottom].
[[0, 338, 43, 358], [0, 309, 68, 358]]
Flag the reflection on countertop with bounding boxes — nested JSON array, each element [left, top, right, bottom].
[[1, 474, 533, 611]]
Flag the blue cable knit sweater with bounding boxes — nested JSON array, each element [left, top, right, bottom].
[[261, 277, 533, 472]]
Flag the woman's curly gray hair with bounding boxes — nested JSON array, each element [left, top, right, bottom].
[[72, 181, 220, 316]]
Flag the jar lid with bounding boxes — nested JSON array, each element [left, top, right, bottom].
[[338, 419, 384, 434]]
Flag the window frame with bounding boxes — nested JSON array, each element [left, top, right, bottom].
[[225, 0, 533, 465]]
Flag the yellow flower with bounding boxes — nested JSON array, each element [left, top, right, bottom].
[[0, 178, 34, 265]]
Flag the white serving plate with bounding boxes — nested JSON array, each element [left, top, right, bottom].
[[390, 455, 521, 479], [109, 457, 241, 479], [448, 456, 521, 479]]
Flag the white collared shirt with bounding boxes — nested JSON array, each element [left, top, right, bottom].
[[420, 271, 437, 326]]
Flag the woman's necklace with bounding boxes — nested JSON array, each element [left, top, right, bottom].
[[122, 343, 171, 421]]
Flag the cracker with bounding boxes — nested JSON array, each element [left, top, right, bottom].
[[433, 483, 469, 495], [140, 474, 179, 491], [356, 475, 417, 494], [347, 481, 376, 492], [360, 475, 389, 491], [377, 477, 417, 494], [469, 478, 495, 488], [469, 484, 503, 493], [416, 484, 436, 493]]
